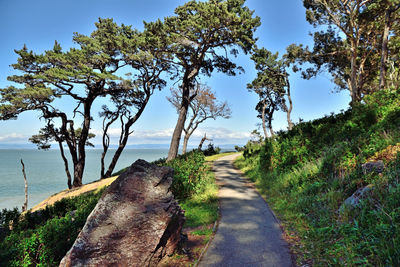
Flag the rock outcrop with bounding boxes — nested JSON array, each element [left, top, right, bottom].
[[339, 184, 374, 219], [60, 159, 185, 267], [342, 185, 374, 209], [362, 160, 384, 174]]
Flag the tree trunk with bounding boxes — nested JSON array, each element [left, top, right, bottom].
[[72, 97, 94, 187], [58, 141, 72, 189], [182, 134, 190, 154], [261, 101, 268, 138], [104, 120, 133, 178], [380, 9, 392, 90], [167, 83, 190, 162], [20, 159, 28, 212], [350, 42, 359, 105], [198, 134, 211, 150], [103, 93, 151, 178], [100, 115, 117, 179], [285, 78, 294, 130], [100, 146, 108, 179], [268, 112, 275, 138]]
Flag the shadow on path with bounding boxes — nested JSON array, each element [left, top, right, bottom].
[[198, 154, 293, 267]]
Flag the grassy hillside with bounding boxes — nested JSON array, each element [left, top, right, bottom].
[[235, 89, 400, 266]]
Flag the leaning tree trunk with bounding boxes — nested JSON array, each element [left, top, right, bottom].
[[100, 114, 118, 179], [167, 62, 202, 162], [20, 159, 28, 212], [103, 120, 133, 178], [103, 93, 151, 178], [72, 97, 94, 187], [198, 133, 211, 150], [58, 141, 72, 189], [167, 82, 190, 161]]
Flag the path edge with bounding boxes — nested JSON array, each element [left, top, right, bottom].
[[193, 154, 238, 267], [232, 155, 297, 266]]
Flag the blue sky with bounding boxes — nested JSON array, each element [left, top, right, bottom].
[[0, 0, 351, 148]]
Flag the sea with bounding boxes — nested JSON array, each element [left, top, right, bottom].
[[0, 148, 169, 210]]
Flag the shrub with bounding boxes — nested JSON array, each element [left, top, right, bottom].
[[0, 189, 104, 266], [202, 143, 221, 156], [243, 141, 262, 159], [165, 151, 207, 199], [259, 138, 273, 172]]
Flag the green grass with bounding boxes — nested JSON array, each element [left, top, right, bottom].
[[179, 171, 219, 228]]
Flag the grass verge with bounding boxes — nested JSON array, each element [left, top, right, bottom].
[[160, 157, 220, 267]]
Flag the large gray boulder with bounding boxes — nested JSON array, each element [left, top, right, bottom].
[[60, 159, 185, 267]]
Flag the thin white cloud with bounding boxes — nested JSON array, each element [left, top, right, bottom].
[[0, 133, 29, 143], [91, 127, 250, 146], [0, 127, 250, 147]]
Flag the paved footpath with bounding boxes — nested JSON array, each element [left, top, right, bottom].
[[198, 153, 293, 267]]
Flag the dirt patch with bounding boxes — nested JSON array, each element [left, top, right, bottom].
[[158, 224, 214, 267], [30, 176, 117, 212]]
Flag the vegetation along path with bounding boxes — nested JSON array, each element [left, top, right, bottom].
[[199, 153, 293, 267]]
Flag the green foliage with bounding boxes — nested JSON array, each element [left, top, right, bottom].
[[0, 189, 104, 266], [242, 140, 262, 159], [180, 170, 219, 228], [259, 138, 273, 172], [165, 151, 207, 199], [202, 143, 221, 156], [236, 89, 400, 265], [234, 145, 245, 152], [1, 17, 171, 186]]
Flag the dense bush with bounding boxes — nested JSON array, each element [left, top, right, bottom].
[[242, 140, 262, 159], [0, 189, 104, 266], [165, 151, 207, 199], [202, 143, 221, 156], [236, 89, 400, 265]]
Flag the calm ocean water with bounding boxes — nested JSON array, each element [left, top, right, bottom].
[[0, 149, 168, 210]]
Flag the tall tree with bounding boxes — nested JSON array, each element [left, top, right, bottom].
[[144, 0, 260, 161], [167, 84, 231, 154], [300, 0, 382, 105], [0, 19, 149, 187], [248, 47, 294, 135], [99, 30, 170, 179]]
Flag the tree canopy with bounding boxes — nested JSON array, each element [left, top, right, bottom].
[[143, 0, 260, 161], [248, 47, 294, 138], [0, 18, 170, 187], [290, 0, 400, 105]]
